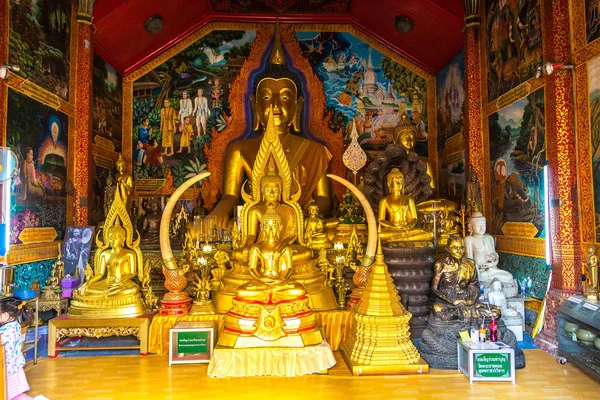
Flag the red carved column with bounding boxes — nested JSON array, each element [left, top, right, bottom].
[[462, 0, 485, 202], [73, 0, 94, 225], [535, 0, 581, 354]]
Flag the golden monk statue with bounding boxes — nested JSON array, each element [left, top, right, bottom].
[[393, 113, 435, 189], [431, 236, 498, 321], [304, 201, 332, 250], [585, 243, 599, 300], [209, 26, 332, 227], [69, 174, 145, 318], [378, 168, 433, 243]]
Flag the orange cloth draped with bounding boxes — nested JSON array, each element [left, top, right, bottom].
[[148, 310, 354, 355]]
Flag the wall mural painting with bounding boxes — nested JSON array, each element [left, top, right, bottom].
[[6, 89, 69, 244], [93, 54, 122, 153], [587, 0, 600, 43], [588, 56, 600, 240], [296, 31, 429, 158], [9, 0, 72, 99], [486, 0, 543, 102], [132, 30, 256, 188], [439, 151, 466, 206], [437, 51, 465, 152], [90, 162, 112, 227], [489, 88, 545, 238]]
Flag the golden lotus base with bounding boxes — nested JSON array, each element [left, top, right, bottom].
[[340, 349, 429, 376], [189, 300, 216, 315], [207, 342, 336, 377], [68, 295, 146, 319]]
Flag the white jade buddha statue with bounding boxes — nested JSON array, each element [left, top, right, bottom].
[[464, 212, 518, 298], [488, 279, 523, 326]]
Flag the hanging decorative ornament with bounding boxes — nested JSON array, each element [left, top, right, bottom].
[[342, 119, 367, 183]]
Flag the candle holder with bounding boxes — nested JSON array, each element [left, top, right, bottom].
[[189, 242, 217, 315]]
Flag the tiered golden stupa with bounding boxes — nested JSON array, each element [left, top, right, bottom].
[[69, 162, 146, 318], [217, 108, 326, 349], [340, 237, 429, 375]]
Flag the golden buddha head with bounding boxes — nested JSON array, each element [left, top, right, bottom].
[[107, 223, 126, 248], [386, 168, 404, 195], [260, 157, 283, 203], [393, 113, 416, 152], [447, 235, 465, 260], [250, 23, 304, 133], [307, 201, 320, 217]]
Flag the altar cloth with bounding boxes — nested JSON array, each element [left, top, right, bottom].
[[207, 342, 336, 378]]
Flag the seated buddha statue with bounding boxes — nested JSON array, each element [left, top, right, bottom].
[[393, 113, 435, 190], [232, 157, 312, 263], [464, 212, 518, 298], [209, 25, 332, 228], [69, 222, 146, 318], [140, 198, 161, 248], [378, 168, 433, 243], [304, 201, 332, 251], [219, 205, 324, 348], [488, 279, 523, 324], [431, 235, 499, 322]]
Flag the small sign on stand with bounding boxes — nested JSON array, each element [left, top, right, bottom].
[[457, 340, 515, 383], [169, 321, 217, 366]]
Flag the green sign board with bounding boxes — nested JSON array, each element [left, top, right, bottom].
[[474, 353, 511, 378], [177, 331, 209, 355]]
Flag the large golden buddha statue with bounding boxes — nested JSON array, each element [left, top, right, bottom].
[[209, 25, 332, 227], [378, 168, 433, 243], [393, 114, 436, 190], [69, 177, 146, 318], [217, 110, 327, 348]]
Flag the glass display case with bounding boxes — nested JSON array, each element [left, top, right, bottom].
[[557, 296, 600, 382]]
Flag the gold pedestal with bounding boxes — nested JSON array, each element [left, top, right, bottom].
[[207, 342, 336, 377], [213, 259, 337, 313], [340, 349, 429, 376], [68, 295, 146, 319], [189, 300, 216, 315]]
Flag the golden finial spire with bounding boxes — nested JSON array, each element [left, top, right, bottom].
[[269, 21, 285, 66]]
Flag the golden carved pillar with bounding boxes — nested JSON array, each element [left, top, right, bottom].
[[535, 0, 581, 354], [462, 0, 485, 203], [73, 0, 95, 225]]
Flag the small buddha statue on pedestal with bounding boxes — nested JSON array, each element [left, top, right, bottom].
[[488, 279, 523, 327], [464, 212, 518, 298], [585, 243, 599, 300], [304, 201, 332, 251], [378, 168, 433, 244], [140, 198, 161, 248]]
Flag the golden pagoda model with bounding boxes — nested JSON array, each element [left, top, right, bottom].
[[340, 237, 429, 375], [68, 167, 146, 318]]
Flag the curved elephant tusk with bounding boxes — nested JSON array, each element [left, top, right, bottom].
[[160, 172, 211, 270], [327, 174, 377, 267]]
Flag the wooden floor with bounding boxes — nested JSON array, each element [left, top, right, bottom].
[[24, 350, 597, 400]]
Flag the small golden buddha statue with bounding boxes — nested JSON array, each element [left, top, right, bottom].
[[69, 184, 145, 318], [431, 235, 499, 321], [304, 201, 332, 250], [114, 153, 133, 209], [219, 205, 324, 348], [209, 24, 332, 228], [585, 243, 599, 300], [393, 114, 435, 189], [378, 168, 433, 243], [69, 222, 146, 318]]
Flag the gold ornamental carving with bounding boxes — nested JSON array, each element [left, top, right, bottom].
[[56, 326, 141, 341]]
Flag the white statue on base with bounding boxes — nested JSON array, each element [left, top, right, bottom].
[[488, 279, 523, 328], [464, 212, 518, 298]]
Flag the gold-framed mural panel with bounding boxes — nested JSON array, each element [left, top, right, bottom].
[[0, 0, 79, 264], [477, 1, 547, 257]]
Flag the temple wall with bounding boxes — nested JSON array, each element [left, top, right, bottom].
[[476, 0, 549, 303], [0, 0, 78, 274], [122, 23, 436, 212]]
